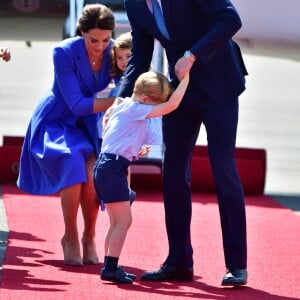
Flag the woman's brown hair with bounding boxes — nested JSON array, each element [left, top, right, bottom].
[[76, 4, 115, 36]]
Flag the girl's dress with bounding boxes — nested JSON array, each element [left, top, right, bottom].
[[108, 74, 124, 97], [17, 36, 114, 195]]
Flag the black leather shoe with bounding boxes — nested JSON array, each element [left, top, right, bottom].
[[140, 264, 194, 282], [117, 266, 137, 280], [221, 268, 247, 286], [101, 267, 133, 284]]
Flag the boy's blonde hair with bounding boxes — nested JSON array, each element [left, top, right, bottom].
[[111, 32, 132, 76], [133, 71, 173, 103]]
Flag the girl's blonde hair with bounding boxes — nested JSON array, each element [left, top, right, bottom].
[[111, 32, 132, 76], [133, 71, 173, 103]]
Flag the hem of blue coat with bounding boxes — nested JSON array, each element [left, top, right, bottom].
[[16, 177, 87, 196]]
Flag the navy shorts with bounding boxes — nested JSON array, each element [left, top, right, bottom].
[[93, 153, 130, 204]]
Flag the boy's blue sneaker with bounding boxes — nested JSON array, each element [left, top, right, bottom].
[[101, 267, 133, 284]]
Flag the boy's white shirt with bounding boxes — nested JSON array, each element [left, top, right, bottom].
[[101, 97, 156, 161]]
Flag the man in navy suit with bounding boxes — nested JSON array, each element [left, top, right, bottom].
[[117, 0, 248, 286]]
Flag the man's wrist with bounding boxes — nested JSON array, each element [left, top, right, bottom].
[[183, 50, 196, 62]]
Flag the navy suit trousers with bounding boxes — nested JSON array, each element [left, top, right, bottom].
[[162, 96, 247, 270]]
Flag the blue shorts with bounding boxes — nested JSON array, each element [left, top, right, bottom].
[[93, 153, 131, 204]]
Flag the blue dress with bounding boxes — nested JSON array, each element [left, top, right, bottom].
[[17, 37, 114, 195], [108, 74, 124, 97]]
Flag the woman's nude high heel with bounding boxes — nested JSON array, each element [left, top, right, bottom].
[[82, 237, 99, 264], [61, 237, 83, 266]]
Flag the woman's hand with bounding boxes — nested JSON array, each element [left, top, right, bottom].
[[102, 106, 113, 130], [101, 97, 123, 130]]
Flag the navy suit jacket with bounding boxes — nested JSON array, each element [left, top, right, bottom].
[[118, 0, 248, 105]]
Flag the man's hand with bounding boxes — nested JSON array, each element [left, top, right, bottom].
[[175, 52, 196, 81]]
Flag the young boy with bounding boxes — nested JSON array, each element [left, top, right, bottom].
[[93, 71, 189, 284]]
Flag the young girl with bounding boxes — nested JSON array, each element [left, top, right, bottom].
[[109, 32, 163, 148], [97, 32, 133, 149], [109, 31, 132, 97], [93, 71, 190, 284]]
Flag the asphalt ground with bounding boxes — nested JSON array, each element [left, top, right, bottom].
[[1, 17, 300, 278]]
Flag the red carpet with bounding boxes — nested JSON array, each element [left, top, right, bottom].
[[0, 184, 299, 300]]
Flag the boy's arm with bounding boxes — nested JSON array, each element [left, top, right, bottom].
[[146, 73, 189, 119]]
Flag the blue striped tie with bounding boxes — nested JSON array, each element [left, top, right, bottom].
[[152, 0, 170, 40]]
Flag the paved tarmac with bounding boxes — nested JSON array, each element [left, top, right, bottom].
[[1, 38, 300, 195], [1, 16, 300, 196], [1, 18, 300, 278]]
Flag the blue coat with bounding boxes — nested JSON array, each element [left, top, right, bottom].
[[17, 37, 114, 195]]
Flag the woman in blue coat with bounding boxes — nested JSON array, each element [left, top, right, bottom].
[[17, 4, 115, 265]]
